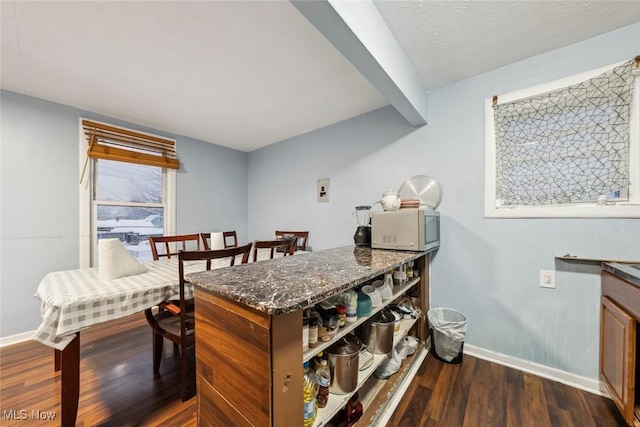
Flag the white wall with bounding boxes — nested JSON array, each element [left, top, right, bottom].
[[247, 23, 640, 380], [0, 91, 248, 337]]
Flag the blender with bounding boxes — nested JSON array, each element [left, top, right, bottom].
[[353, 205, 372, 247]]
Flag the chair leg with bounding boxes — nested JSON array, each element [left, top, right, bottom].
[[180, 343, 187, 401], [153, 332, 163, 374]]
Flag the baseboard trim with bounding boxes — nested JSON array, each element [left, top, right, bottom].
[[464, 344, 609, 397], [0, 330, 35, 348], [0, 331, 610, 399]]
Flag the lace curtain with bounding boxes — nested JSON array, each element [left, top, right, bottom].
[[493, 59, 636, 206]]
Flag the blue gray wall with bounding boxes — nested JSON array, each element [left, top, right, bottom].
[[247, 23, 640, 380], [2, 23, 639, 382], [0, 91, 248, 337]]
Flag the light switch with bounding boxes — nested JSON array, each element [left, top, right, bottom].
[[317, 178, 329, 203]]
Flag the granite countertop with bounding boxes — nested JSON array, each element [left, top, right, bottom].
[[602, 262, 640, 288], [186, 245, 429, 315]]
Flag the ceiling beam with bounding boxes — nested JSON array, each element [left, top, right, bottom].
[[291, 0, 428, 126]]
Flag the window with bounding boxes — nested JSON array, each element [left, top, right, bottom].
[[79, 119, 178, 267], [484, 57, 640, 218]]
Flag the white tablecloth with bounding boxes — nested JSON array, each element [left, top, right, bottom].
[[34, 257, 231, 350]]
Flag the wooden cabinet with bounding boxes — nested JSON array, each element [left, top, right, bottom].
[[192, 248, 430, 426], [195, 288, 302, 426], [601, 270, 640, 427]]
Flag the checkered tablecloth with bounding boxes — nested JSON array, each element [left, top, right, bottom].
[[33, 257, 227, 350]]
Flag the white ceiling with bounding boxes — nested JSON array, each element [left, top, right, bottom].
[[2, 1, 639, 152]]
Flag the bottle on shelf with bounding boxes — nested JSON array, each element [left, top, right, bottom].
[[309, 317, 319, 348], [406, 261, 414, 279], [313, 351, 324, 371], [303, 361, 318, 427], [336, 304, 346, 327], [302, 315, 310, 351], [316, 359, 330, 409], [345, 290, 357, 323]]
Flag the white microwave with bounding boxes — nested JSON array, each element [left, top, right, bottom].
[[371, 209, 440, 251]]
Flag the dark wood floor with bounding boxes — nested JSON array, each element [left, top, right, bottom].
[[0, 314, 626, 426], [388, 351, 626, 427]]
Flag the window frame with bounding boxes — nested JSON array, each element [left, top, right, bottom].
[[484, 60, 640, 219], [79, 118, 176, 268]]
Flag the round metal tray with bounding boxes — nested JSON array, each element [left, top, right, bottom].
[[398, 175, 442, 210]]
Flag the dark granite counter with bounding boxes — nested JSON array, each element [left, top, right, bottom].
[[602, 262, 640, 288], [186, 245, 429, 315]]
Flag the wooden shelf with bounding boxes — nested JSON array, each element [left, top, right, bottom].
[[303, 277, 420, 363], [556, 255, 640, 264], [311, 317, 419, 427], [356, 346, 428, 426]]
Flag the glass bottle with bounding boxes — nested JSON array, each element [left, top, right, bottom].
[[309, 317, 318, 348], [316, 359, 330, 409], [336, 305, 346, 327], [314, 351, 324, 371]]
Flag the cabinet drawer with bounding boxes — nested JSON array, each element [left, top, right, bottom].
[[602, 271, 640, 319]]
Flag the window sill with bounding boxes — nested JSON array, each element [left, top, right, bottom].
[[484, 203, 640, 219]]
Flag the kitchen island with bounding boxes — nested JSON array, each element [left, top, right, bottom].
[[186, 245, 432, 426]]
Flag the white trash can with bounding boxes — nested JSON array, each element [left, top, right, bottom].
[[427, 308, 467, 364]]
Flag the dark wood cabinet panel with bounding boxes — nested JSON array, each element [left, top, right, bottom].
[[195, 289, 272, 426], [602, 271, 640, 320], [600, 271, 639, 427]]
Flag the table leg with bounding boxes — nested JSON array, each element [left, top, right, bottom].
[[61, 333, 80, 427], [55, 349, 61, 372]]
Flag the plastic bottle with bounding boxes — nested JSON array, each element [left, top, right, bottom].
[[303, 361, 318, 427], [345, 290, 357, 323], [316, 359, 330, 409]]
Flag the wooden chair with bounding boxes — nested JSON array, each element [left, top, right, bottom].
[[252, 237, 297, 262], [223, 231, 238, 248], [275, 230, 309, 252], [148, 234, 202, 259], [144, 242, 252, 401], [200, 231, 238, 250], [148, 233, 203, 313]]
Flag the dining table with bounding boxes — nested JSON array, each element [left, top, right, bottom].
[[33, 250, 302, 427]]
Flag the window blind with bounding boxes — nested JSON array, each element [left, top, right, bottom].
[[82, 119, 180, 170], [493, 59, 636, 206]]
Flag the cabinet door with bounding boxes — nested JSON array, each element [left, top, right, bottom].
[[600, 296, 636, 425]]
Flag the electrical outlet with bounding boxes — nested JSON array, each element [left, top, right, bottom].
[[540, 270, 555, 289], [317, 178, 329, 203]]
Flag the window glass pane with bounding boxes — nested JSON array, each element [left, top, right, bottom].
[[96, 205, 164, 262], [96, 159, 162, 203]]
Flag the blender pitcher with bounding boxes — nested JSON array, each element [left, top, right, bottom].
[[353, 205, 371, 247]]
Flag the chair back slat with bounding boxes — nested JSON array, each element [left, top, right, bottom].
[[148, 234, 201, 260], [275, 230, 309, 252], [252, 237, 296, 262], [200, 231, 239, 250]]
